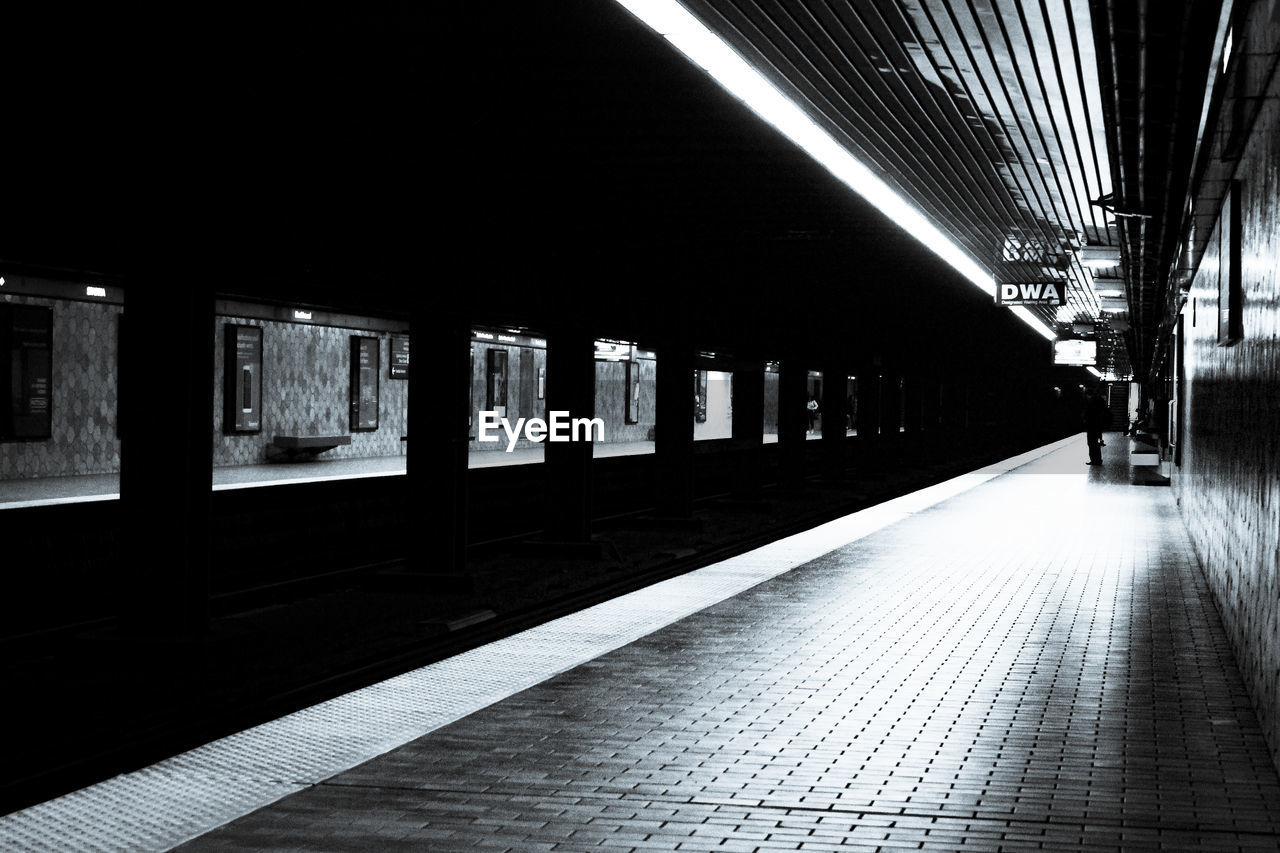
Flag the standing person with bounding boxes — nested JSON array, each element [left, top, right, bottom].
[[806, 394, 820, 433], [1083, 390, 1109, 465]]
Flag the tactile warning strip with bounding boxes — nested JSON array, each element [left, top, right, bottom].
[[0, 435, 1079, 852]]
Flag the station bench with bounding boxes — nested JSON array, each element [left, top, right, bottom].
[[268, 434, 352, 462]]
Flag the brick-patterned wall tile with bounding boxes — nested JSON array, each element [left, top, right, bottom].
[[213, 317, 409, 467], [1175, 26, 1280, 773]]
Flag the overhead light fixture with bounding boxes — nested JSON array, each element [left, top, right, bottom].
[[612, 0, 1056, 342], [1086, 367, 1103, 378], [1009, 307, 1058, 340]]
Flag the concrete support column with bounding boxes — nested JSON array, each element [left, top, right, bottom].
[[730, 356, 764, 496], [857, 361, 883, 466], [923, 375, 942, 433], [777, 358, 808, 486], [903, 373, 923, 434], [544, 325, 594, 541], [656, 341, 695, 517], [820, 357, 847, 482], [118, 281, 212, 639], [410, 309, 470, 584]]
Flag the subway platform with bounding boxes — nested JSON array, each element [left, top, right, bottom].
[[3, 434, 1279, 852]]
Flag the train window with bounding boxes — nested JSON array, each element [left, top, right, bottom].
[[695, 352, 734, 441], [593, 340, 655, 458], [211, 300, 409, 489], [762, 361, 780, 443], [468, 325, 547, 468], [0, 277, 123, 510]]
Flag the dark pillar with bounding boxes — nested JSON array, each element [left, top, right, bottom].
[[656, 340, 695, 517], [924, 374, 942, 433], [409, 309, 470, 585], [543, 324, 594, 541], [730, 355, 764, 496], [903, 373, 923, 434], [777, 358, 808, 486], [118, 281, 212, 639], [820, 357, 847, 482], [857, 360, 883, 468]]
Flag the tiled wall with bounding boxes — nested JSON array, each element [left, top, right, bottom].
[[1175, 35, 1280, 769], [594, 358, 656, 443], [213, 317, 409, 466], [0, 294, 121, 479], [468, 342, 550, 452]]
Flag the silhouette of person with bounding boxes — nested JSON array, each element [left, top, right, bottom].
[[1084, 390, 1109, 465]]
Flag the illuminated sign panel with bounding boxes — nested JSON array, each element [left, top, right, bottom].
[[996, 282, 1066, 306], [1053, 339, 1097, 366]]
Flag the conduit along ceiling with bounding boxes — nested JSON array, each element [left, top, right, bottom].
[[622, 0, 1132, 378], [1091, 0, 1228, 383]]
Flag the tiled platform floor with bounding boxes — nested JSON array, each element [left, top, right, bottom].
[[4, 434, 1278, 851], [160, 435, 1280, 851]]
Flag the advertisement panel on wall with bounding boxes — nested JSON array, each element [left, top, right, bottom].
[[2, 305, 53, 440], [350, 336, 380, 431], [486, 349, 508, 417], [390, 333, 410, 379], [224, 324, 263, 434]]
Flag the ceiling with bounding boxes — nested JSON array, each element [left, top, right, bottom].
[[0, 1, 1228, 381], [618, 0, 1137, 375], [1090, 0, 1228, 382]]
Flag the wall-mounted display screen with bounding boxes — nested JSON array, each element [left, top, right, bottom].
[[1053, 339, 1097, 366], [350, 336, 380, 431], [224, 324, 263, 434], [390, 333, 410, 379], [1, 305, 53, 440]]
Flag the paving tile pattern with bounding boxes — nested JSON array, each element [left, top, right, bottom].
[[181, 442, 1280, 851], [4, 438, 1078, 853]]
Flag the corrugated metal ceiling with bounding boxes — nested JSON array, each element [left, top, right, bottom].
[[663, 0, 1132, 375]]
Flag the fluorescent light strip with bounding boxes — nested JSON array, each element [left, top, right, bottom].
[[1010, 306, 1060, 340], [1086, 366, 1103, 378], [613, 0, 1056, 341]]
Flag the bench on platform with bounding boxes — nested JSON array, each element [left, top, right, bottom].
[[268, 434, 351, 462]]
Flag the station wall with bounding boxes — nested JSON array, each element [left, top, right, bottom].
[[1176, 26, 1280, 769], [0, 293, 121, 480], [468, 341, 548, 452], [212, 316, 409, 466], [594, 357, 656, 443]]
